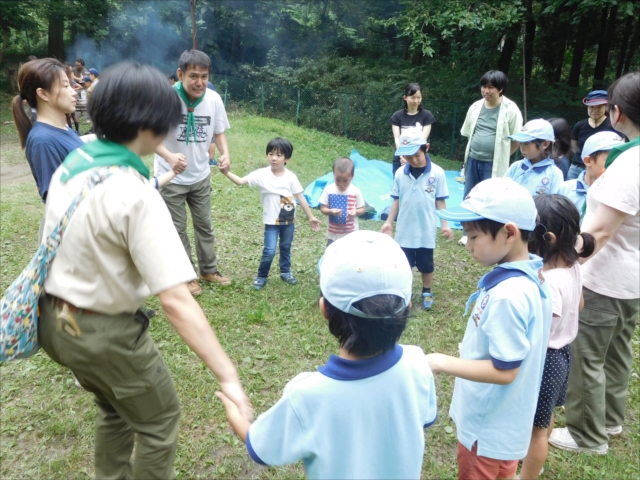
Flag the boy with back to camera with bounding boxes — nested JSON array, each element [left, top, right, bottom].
[[319, 157, 365, 246], [557, 131, 624, 222], [215, 230, 438, 479], [430, 178, 553, 480], [220, 138, 320, 290], [381, 127, 454, 310]]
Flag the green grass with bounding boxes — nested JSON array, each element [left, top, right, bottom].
[[1, 97, 638, 479]]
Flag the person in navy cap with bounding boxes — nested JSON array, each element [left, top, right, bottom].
[[567, 90, 617, 180]]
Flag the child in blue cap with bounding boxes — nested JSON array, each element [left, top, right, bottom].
[[216, 230, 438, 479], [381, 127, 453, 310], [429, 177, 552, 480], [504, 118, 564, 196], [557, 131, 625, 222]]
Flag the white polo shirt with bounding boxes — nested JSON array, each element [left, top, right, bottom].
[[154, 88, 230, 185], [450, 255, 552, 461], [391, 157, 449, 249], [247, 344, 438, 479], [557, 170, 589, 221], [504, 157, 564, 196]]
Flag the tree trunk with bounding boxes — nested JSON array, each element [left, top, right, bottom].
[[388, 24, 397, 53], [615, 16, 633, 78], [402, 35, 412, 60], [0, 25, 9, 65], [47, 0, 65, 60], [568, 15, 589, 88], [593, 5, 618, 89], [497, 22, 521, 75], [524, 0, 535, 86], [623, 19, 640, 74]]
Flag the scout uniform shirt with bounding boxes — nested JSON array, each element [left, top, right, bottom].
[[42, 166, 196, 314], [504, 157, 564, 196], [391, 157, 449, 249], [450, 255, 552, 461], [557, 170, 589, 222]]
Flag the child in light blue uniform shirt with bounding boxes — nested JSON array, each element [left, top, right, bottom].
[[382, 127, 453, 310], [431, 178, 552, 480], [216, 231, 438, 480], [557, 131, 625, 222], [504, 119, 564, 196]]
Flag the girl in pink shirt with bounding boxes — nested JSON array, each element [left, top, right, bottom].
[[520, 194, 595, 479]]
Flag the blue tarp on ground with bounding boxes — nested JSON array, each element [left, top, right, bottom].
[[303, 149, 465, 228]]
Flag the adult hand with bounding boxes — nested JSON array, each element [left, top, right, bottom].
[[219, 163, 230, 175], [172, 157, 187, 175], [220, 380, 253, 422], [309, 217, 321, 231], [218, 154, 230, 171], [381, 222, 393, 236], [441, 227, 454, 239], [165, 152, 187, 170]]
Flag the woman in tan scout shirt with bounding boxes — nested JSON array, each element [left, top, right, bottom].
[[37, 62, 252, 479]]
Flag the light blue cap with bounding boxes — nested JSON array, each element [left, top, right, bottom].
[[508, 118, 555, 142], [394, 127, 427, 156], [581, 131, 625, 160], [319, 231, 412, 318], [436, 177, 537, 231]]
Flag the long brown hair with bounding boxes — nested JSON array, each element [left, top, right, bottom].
[[11, 58, 67, 149]]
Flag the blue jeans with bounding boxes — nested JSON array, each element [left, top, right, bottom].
[[257, 224, 295, 278], [463, 157, 494, 199], [567, 164, 585, 181]]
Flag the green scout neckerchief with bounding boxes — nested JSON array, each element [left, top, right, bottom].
[[605, 135, 640, 169], [60, 139, 150, 182], [174, 81, 204, 145]]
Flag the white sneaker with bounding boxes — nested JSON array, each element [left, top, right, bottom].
[[548, 427, 608, 455], [606, 425, 623, 436], [458, 236, 468, 246]]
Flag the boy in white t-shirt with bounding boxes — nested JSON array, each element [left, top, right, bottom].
[[215, 231, 438, 479], [319, 157, 365, 246], [221, 138, 320, 290]]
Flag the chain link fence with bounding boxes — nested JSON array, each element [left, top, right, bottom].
[[211, 74, 586, 161]]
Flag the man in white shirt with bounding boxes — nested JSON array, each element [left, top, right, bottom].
[[154, 50, 231, 296]]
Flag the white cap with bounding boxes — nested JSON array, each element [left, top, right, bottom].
[[508, 118, 555, 142], [394, 126, 427, 156], [319, 231, 412, 318], [435, 177, 537, 231], [581, 131, 625, 160]]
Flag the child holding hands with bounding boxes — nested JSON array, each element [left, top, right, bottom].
[[220, 138, 320, 290], [319, 157, 365, 246]]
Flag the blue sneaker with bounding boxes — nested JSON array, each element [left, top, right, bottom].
[[209, 158, 218, 167], [280, 272, 298, 285], [253, 277, 267, 290], [422, 292, 434, 310]]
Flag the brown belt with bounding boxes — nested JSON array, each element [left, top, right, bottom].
[[53, 296, 99, 315]]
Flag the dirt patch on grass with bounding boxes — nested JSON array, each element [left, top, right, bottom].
[[0, 162, 33, 185]]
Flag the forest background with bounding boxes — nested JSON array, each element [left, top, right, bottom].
[[1, 0, 639, 157]]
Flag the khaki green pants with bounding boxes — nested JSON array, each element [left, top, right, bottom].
[[566, 287, 639, 448], [160, 174, 219, 276], [38, 294, 181, 479]]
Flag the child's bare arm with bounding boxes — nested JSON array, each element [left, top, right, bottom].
[[426, 353, 519, 385], [354, 205, 366, 217], [216, 391, 250, 443], [381, 198, 399, 236], [223, 170, 249, 186], [436, 199, 454, 239], [155, 171, 176, 189], [294, 193, 320, 231]]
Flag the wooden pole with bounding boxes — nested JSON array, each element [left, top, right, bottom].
[[521, 24, 527, 123], [191, 0, 198, 50]]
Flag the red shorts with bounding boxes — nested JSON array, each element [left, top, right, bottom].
[[457, 442, 518, 480]]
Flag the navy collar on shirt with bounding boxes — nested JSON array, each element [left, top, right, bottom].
[[318, 344, 403, 380], [520, 157, 554, 172], [575, 170, 588, 193], [483, 268, 527, 291], [403, 154, 432, 176]]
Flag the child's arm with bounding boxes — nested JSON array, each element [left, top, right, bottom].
[[154, 171, 176, 189], [216, 391, 250, 443], [222, 169, 249, 186], [320, 204, 342, 216], [294, 192, 320, 231], [348, 205, 366, 218], [436, 199, 454, 239], [381, 198, 399, 236], [426, 353, 519, 385]]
